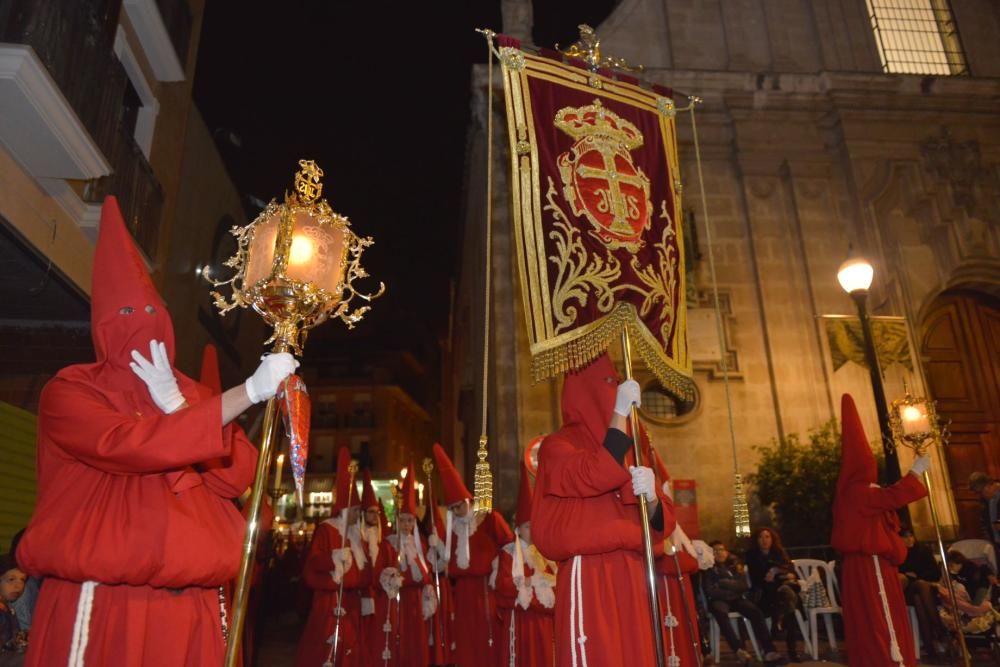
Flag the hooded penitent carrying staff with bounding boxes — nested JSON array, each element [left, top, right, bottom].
[[422, 458, 443, 650], [326, 458, 360, 667], [382, 478, 403, 666], [654, 451, 702, 667]]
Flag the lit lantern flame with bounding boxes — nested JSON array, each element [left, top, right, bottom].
[[289, 235, 314, 266]]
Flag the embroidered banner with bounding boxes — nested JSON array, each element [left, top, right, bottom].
[[499, 45, 694, 403]]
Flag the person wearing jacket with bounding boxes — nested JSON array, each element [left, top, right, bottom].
[[704, 542, 781, 664]]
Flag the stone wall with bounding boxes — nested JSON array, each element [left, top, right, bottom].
[[452, 0, 1000, 540]]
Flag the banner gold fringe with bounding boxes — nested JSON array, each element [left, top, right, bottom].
[[530, 302, 696, 406]]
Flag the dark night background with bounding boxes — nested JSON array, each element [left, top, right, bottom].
[[193, 0, 616, 361]]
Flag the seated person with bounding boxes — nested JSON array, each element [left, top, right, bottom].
[[704, 541, 782, 664], [897, 528, 946, 658], [943, 551, 992, 607], [0, 554, 27, 655], [937, 551, 996, 637], [745, 527, 802, 660]]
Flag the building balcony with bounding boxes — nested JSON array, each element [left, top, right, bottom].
[[123, 0, 191, 82], [1, 0, 164, 257]]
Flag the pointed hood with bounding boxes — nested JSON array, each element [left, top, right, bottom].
[[516, 460, 533, 526], [399, 464, 418, 516], [91, 196, 176, 382], [432, 442, 472, 506], [361, 469, 379, 510], [331, 447, 360, 515], [61, 197, 195, 401], [560, 353, 620, 447], [837, 393, 877, 497], [199, 344, 222, 395]]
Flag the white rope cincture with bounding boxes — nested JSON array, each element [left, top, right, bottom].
[[508, 606, 517, 667], [568, 555, 589, 667], [872, 554, 904, 664], [68, 580, 97, 667], [662, 577, 680, 666]]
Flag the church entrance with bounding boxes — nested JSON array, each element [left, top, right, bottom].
[[920, 290, 1000, 538]]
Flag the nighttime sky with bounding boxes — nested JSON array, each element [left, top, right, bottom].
[[194, 0, 615, 357]]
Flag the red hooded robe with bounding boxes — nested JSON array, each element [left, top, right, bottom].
[[371, 465, 434, 667], [432, 443, 514, 667], [532, 354, 674, 667], [493, 461, 556, 667], [296, 447, 370, 667], [832, 394, 926, 666], [17, 197, 258, 666], [424, 463, 455, 666], [653, 450, 701, 666]]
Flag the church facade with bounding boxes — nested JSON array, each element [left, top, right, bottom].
[[449, 0, 1000, 541]]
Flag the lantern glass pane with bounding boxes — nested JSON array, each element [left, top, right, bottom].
[[285, 212, 348, 295], [245, 213, 280, 286]]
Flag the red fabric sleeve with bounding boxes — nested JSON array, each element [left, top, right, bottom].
[[538, 435, 631, 498], [199, 425, 258, 498], [41, 378, 228, 474], [494, 551, 517, 610], [860, 474, 927, 516], [303, 524, 338, 591], [372, 538, 395, 592]]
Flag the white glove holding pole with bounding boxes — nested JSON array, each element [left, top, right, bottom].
[[629, 465, 657, 503], [130, 339, 185, 414], [614, 379, 641, 417], [245, 352, 299, 403], [909, 454, 931, 477]]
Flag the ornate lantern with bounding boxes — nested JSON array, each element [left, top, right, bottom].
[[214, 160, 383, 667], [211, 159, 384, 353]]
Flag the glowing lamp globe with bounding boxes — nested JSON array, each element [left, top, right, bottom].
[[211, 160, 384, 352], [837, 256, 874, 295]]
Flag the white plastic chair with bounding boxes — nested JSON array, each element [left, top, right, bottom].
[[793, 558, 842, 660], [907, 605, 921, 656], [709, 613, 763, 662]]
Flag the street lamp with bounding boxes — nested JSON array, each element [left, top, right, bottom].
[[837, 252, 903, 485]]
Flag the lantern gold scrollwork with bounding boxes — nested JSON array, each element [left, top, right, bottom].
[[210, 159, 385, 354], [216, 160, 383, 667], [889, 390, 969, 667]]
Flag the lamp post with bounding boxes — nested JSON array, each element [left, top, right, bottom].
[[837, 254, 903, 486], [211, 160, 384, 667]]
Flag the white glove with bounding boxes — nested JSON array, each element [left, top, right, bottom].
[[380, 567, 404, 597], [629, 465, 657, 503], [130, 339, 185, 414], [614, 379, 641, 417], [245, 352, 299, 403], [427, 533, 442, 550], [332, 547, 353, 571], [909, 454, 931, 477]]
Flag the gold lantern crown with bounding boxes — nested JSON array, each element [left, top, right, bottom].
[[210, 159, 385, 353]]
